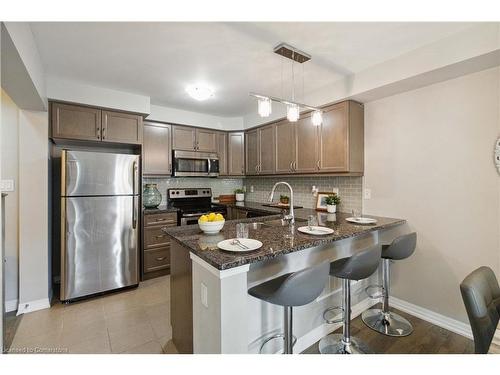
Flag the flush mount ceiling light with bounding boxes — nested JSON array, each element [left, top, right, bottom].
[[186, 84, 214, 101], [250, 43, 322, 126]]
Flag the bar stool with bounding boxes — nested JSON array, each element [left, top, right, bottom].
[[319, 244, 382, 354], [361, 232, 417, 337], [248, 262, 330, 354]]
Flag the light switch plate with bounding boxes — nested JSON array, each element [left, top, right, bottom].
[[364, 188, 371, 200], [201, 282, 208, 308], [0, 179, 15, 192], [332, 187, 339, 195]]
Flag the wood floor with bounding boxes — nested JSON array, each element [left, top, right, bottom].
[[303, 304, 474, 354]]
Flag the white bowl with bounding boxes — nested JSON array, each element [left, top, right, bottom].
[[198, 219, 225, 235]]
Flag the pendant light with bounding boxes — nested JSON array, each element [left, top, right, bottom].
[[286, 103, 300, 122], [312, 110, 323, 126], [257, 97, 272, 117]]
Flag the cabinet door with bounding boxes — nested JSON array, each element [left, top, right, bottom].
[[228, 132, 245, 176], [172, 125, 196, 151], [143, 122, 172, 176], [258, 125, 275, 175], [216, 132, 228, 176], [51, 102, 102, 141], [102, 110, 143, 144], [196, 129, 217, 152], [245, 129, 259, 175], [275, 120, 295, 174], [295, 115, 319, 173], [319, 103, 349, 172]]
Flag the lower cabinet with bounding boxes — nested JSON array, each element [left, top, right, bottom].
[[142, 211, 177, 280]]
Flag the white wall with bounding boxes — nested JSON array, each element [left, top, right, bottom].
[[1, 90, 20, 311], [17, 108, 50, 313], [363, 67, 500, 324], [148, 104, 243, 130]]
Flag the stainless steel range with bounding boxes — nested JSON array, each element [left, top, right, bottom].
[[167, 188, 227, 226]]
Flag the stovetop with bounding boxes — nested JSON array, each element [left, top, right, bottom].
[[178, 204, 226, 215]]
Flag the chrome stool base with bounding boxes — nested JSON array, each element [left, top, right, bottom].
[[259, 333, 298, 354], [361, 308, 413, 337], [319, 334, 371, 354]]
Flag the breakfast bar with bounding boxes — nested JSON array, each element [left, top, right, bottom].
[[164, 208, 406, 354]]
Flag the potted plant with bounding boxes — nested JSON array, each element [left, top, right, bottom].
[[280, 195, 289, 205], [235, 188, 245, 202], [325, 194, 341, 213]]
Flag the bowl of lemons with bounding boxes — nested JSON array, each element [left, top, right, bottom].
[[198, 212, 225, 235]]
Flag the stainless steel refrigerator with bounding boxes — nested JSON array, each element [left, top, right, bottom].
[[60, 150, 139, 302]]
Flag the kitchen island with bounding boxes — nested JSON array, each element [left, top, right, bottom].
[[164, 207, 406, 354]]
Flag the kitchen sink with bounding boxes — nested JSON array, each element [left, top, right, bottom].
[[248, 218, 306, 230]]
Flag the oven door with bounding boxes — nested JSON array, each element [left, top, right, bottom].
[[180, 208, 227, 226], [173, 150, 219, 177]]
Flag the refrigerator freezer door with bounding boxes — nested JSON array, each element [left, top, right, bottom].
[[63, 150, 139, 196], [61, 196, 139, 301]]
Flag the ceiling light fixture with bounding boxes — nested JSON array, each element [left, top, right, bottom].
[[186, 84, 214, 101], [249, 43, 322, 126]]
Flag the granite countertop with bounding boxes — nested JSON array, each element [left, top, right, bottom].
[[143, 204, 178, 215], [163, 210, 406, 270]]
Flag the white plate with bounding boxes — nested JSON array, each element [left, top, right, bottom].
[[217, 238, 263, 253], [346, 217, 377, 224], [297, 226, 334, 235]]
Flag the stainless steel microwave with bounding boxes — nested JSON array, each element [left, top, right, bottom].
[[172, 150, 219, 177]]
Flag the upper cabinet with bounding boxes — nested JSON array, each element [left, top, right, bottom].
[[101, 110, 143, 144], [143, 122, 172, 176], [50, 102, 143, 145], [228, 132, 245, 176], [51, 102, 102, 141], [251, 100, 363, 176], [246, 125, 275, 175], [216, 132, 228, 176], [172, 125, 217, 153]]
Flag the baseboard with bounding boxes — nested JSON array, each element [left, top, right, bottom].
[[294, 297, 378, 354], [5, 299, 18, 313], [16, 298, 51, 315], [390, 296, 473, 339]]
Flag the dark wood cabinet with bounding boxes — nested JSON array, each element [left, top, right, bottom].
[[295, 114, 319, 173], [102, 111, 143, 144], [51, 102, 102, 141], [245, 129, 259, 175], [142, 211, 177, 280], [172, 125, 217, 152], [246, 125, 275, 175], [143, 122, 172, 176], [51, 101, 144, 145], [275, 120, 295, 174], [228, 132, 245, 176], [216, 132, 228, 176]]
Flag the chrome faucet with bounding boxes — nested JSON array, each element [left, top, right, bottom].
[[268, 181, 295, 225]]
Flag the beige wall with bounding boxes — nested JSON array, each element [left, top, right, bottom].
[[1, 89, 19, 309], [364, 67, 500, 323]]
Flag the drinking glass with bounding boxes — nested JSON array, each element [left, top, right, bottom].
[[236, 223, 249, 239], [352, 209, 361, 219], [307, 215, 318, 229]]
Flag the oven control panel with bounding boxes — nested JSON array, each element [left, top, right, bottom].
[[168, 188, 212, 199]]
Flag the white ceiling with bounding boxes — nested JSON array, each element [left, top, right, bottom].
[[30, 22, 475, 117]]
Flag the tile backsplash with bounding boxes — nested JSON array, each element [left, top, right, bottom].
[[243, 176, 362, 213], [143, 177, 244, 206], [143, 176, 362, 213]]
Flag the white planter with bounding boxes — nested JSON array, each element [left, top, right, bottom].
[[236, 193, 245, 202], [327, 204, 337, 213]]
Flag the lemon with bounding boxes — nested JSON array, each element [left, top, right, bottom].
[[208, 212, 217, 222], [199, 215, 209, 222], [215, 213, 224, 221]]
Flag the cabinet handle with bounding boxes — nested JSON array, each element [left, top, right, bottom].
[[317, 160, 321, 170], [289, 161, 293, 171], [255, 165, 258, 173], [168, 163, 172, 173], [258, 165, 262, 173], [293, 161, 297, 171], [155, 257, 166, 261], [102, 126, 106, 140], [155, 234, 166, 239], [96, 126, 100, 139]]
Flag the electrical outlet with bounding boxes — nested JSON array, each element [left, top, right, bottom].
[[242, 186, 247, 193], [201, 283, 208, 308], [332, 187, 339, 195], [0, 179, 14, 192], [250, 185, 254, 193], [364, 188, 371, 200]]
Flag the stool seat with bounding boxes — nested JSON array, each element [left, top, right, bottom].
[[248, 261, 330, 354], [381, 232, 416, 260], [330, 246, 383, 280]]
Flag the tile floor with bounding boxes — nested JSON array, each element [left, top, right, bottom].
[[8, 276, 178, 354]]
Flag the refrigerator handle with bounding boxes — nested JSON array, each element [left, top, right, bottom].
[[132, 160, 138, 195], [132, 196, 137, 229]]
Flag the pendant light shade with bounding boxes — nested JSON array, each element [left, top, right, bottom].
[[257, 97, 272, 117], [286, 103, 300, 122], [312, 110, 323, 126]]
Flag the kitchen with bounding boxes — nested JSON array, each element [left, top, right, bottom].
[[1, 5, 500, 371]]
